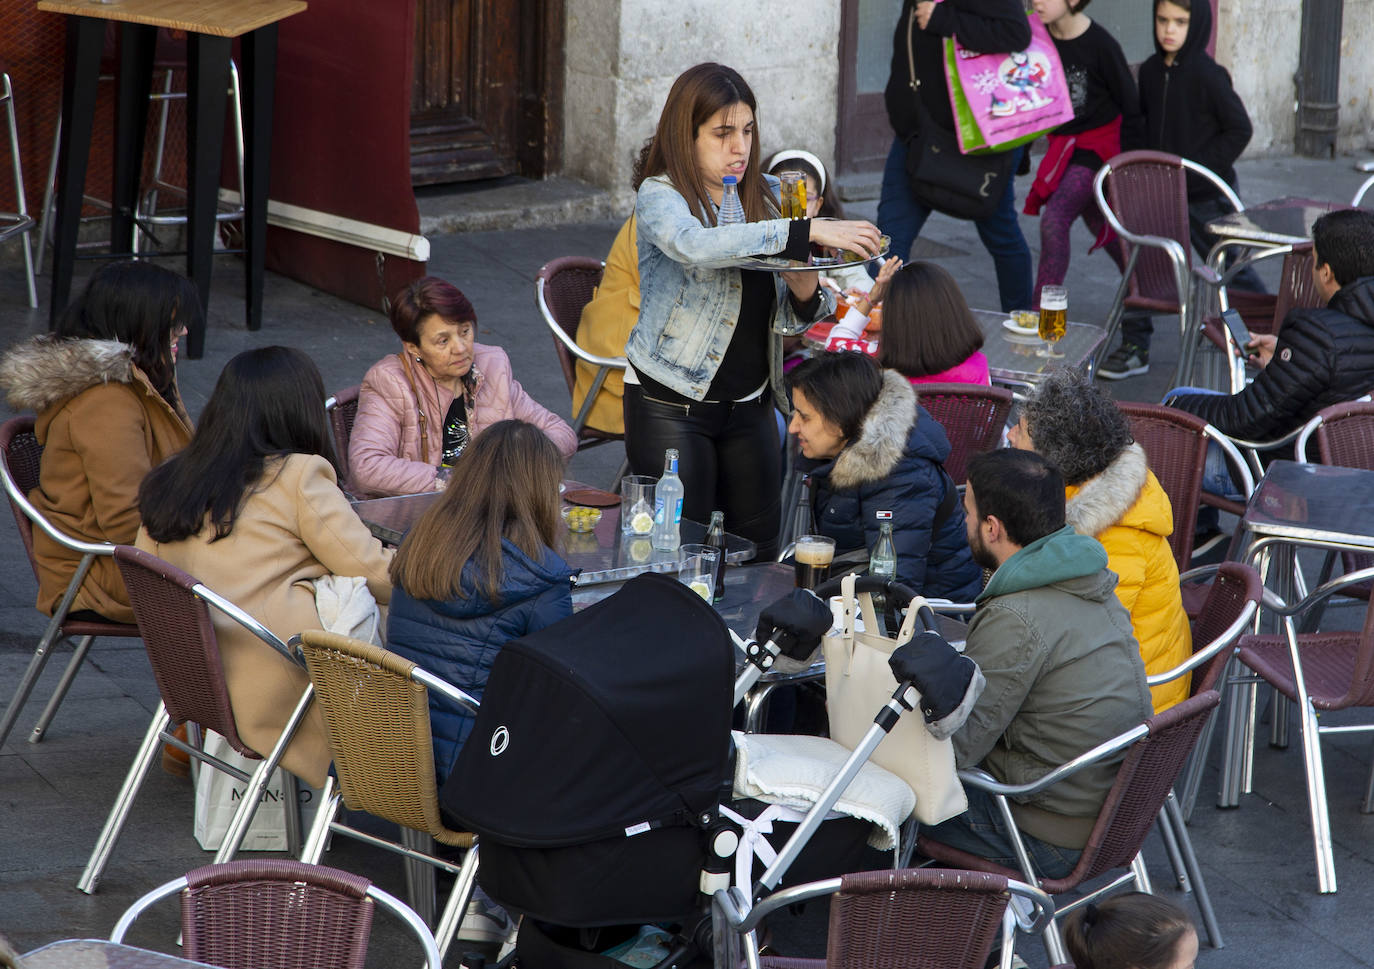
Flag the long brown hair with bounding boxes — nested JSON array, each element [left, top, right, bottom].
[[632, 63, 776, 226], [390, 420, 564, 602], [877, 261, 985, 379]]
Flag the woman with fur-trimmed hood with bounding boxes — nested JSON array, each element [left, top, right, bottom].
[[1009, 369, 1190, 712], [786, 352, 982, 602], [0, 262, 196, 624]]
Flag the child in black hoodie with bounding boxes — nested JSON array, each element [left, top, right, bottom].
[[1100, 0, 1263, 379]]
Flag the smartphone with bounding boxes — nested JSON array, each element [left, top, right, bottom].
[[1220, 308, 1251, 353]]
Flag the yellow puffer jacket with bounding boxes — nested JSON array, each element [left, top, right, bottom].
[[1065, 444, 1191, 712], [572, 215, 638, 435]]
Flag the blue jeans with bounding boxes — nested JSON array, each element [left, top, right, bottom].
[[920, 786, 1081, 879], [877, 138, 1033, 313]]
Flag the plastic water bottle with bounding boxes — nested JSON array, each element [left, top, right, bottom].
[[718, 175, 746, 225], [869, 511, 897, 625], [652, 449, 684, 551], [704, 511, 727, 602]]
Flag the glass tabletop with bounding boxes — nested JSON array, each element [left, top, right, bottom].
[[1242, 460, 1374, 550], [351, 485, 757, 586], [23, 940, 219, 969], [971, 309, 1106, 387], [1206, 197, 1349, 247]]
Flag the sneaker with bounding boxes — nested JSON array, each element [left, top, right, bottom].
[[1098, 343, 1150, 380], [458, 896, 517, 945]]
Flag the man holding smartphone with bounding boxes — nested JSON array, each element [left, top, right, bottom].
[[1166, 209, 1374, 442]]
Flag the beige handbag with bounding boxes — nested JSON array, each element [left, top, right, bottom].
[[823, 573, 967, 825]]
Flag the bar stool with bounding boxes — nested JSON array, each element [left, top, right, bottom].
[[0, 68, 37, 308], [34, 32, 245, 273]]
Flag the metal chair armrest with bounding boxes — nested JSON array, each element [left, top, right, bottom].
[[1147, 598, 1257, 686], [110, 876, 189, 942], [1253, 564, 1374, 620], [0, 464, 115, 556], [1179, 159, 1245, 212], [194, 583, 293, 661], [957, 724, 1150, 798], [1198, 425, 1258, 496], [411, 665, 481, 715], [535, 274, 627, 372]]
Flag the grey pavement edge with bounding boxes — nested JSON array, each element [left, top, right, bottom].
[[2, 154, 1373, 966]]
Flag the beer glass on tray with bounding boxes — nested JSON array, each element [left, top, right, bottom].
[[1037, 285, 1067, 359]]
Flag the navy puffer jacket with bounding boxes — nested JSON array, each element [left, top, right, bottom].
[[1170, 276, 1374, 441], [387, 539, 575, 783], [811, 371, 983, 602]]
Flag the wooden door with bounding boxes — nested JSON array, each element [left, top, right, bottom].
[[409, 0, 562, 185]]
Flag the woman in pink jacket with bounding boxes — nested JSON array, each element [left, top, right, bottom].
[[350, 277, 578, 497]]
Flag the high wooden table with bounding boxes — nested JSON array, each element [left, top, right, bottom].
[[39, 0, 308, 358]]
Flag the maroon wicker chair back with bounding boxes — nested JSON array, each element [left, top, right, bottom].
[[1312, 400, 1374, 594], [113, 545, 259, 758], [1271, 243, 1321, 331], [1117, 402, 1209, 568], [826, 869, 1011, 969], [1188, 563, 1263, 694], [915, 383, 1014, 484], [537, 257, 605, 396], [0, 415, 43, 582], [327, 385, 360, 480], [1103, 152, 1192, 310], [180, 860, 374, 969], [1063, 690, 1220, 890]]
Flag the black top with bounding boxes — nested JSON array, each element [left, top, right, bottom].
[[440, 394, 470, 466], [639, 220, 819, 404], [884, 0, 1031, 141], [1052, 20, 1144, 166], [1136, 0, 1252, 201]]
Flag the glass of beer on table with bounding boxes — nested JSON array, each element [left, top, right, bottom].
[[778, 171, 807, 220], [794, 535, 836, 590], [1037, 285, 1067, 359]]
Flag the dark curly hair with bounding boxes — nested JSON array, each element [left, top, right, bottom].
[[1019, 369, 1133, 486]]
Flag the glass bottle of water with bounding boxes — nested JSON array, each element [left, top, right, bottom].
[[718, 175, 746, 225], [651, 449, 684, 551]]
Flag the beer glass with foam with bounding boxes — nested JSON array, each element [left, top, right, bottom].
[[1038, 285, 1067, 359], [794, 535, 836, 590]]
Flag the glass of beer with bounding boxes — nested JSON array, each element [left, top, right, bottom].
[[1037, 285, 1068, 358], [793, 535, 836, 590], [778, 171, 807, 220]]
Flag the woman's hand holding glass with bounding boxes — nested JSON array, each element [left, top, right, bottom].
[[810, 219, 883, 261]]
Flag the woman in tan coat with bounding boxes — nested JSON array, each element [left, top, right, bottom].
[[137, 347, 393, 789], [0, 261, 196, 624]]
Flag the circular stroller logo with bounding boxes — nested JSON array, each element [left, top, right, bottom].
[[490, 726, 511, 756]]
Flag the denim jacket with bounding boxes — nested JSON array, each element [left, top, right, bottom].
[[630, 173, 836, 408]]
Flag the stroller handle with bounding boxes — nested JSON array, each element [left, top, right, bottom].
[[814, 574, 936, 632]]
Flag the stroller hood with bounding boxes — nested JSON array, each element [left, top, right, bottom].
[[443, 572, 736, 847]]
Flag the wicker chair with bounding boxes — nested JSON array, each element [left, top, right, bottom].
[[78, 546, 313, 894], [914, 383, 1014, 484], [750, 869, 1054, 969], [1092, 151, 1243, 388], [1116, 403, 1254, 573], [324, 385, 360, 488], [1229, 558, 1374, 893], [536, 257, 628, 488], [295, 630, 480, 960], [0, 416, 141, 749], [110, 859, 441, 969], [1295, 399, 1374, 600], [917, 690, 1222, 965]]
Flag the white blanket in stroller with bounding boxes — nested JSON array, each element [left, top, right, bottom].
[[730, 731, 917, 856]]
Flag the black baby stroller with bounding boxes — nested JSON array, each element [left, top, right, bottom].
[[442, 571, 980, 968]]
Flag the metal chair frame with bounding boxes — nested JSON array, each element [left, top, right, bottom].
[[0, 417, 141, 750], [35, 59, 245, 271], [1354, 174, 1374, 208], [78, 546, 313, 894], [718, 869, 1055, 969], [110, 860, 442, 969], [0, 71, 36, 307], [1092, 151, 1245, 389], [294, 631, 482, 961], [324, 386, 360, 490], [1217, 562, 1374, 893]]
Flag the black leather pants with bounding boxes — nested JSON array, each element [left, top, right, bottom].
[[623, 384, 780, 560]]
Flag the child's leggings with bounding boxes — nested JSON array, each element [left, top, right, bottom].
[[1033, 162, 1127, 307]]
